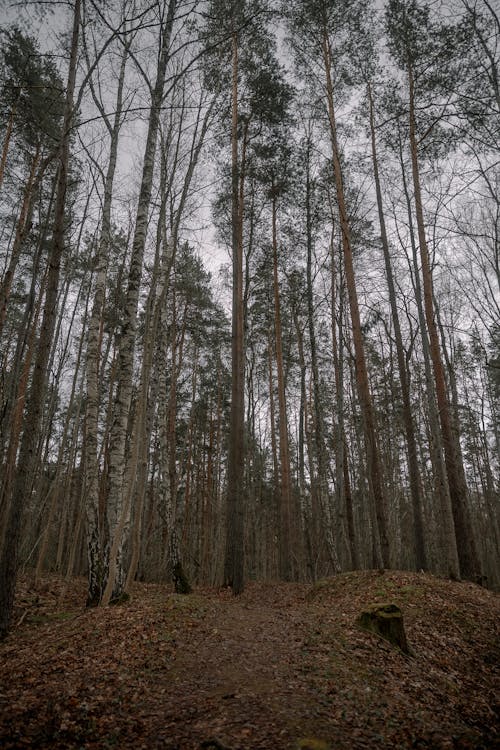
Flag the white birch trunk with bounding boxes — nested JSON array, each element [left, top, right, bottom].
[[84, 38, 129, 606], [102, 0, 178, 601]]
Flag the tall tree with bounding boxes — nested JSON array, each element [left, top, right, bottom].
[[0, 29, 64, 337], [386, 0, 481, 580], [285, 0, 391, 567], [83, 22, 131, 607], [251, 74, 295, 578], [366, 80, 427, 570], [101, 0, 179, 603], [0, 0, 81, 639], [0, 28, 63, 191], [202, 0, 274, 593]]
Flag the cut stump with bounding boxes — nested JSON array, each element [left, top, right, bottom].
[[357, 602, 411, 654]]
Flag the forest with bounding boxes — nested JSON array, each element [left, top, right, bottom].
[[0, 0, 499, 643]]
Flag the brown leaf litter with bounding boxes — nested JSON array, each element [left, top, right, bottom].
[[0, 570, 498, 749]]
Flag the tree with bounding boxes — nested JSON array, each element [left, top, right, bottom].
[[0, 27, 63, 190], [386, 0, 481, 580], [0, 0, 497, 600], [83, 20, 131, 607], [366, 79, 427, 569], [250, 74, 295, 579], [0, 0, 81, 639], [202, 0, 275, 593], [285, 0, 391, 567], [0, 28, 64, 336], [100, 0, 179, 604]]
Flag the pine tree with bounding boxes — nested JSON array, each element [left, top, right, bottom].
[[386, 0, 481, 580]]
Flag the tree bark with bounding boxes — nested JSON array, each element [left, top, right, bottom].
[[84, 34, 129, 606], [103, 0, 178, 601], [368, 82, 426, 570], [271, 190, 293, 580], [408, 62, 480, 580], [224, 28, 245, 594], [0, 0, 81, 639], [322, 28, 390, 568]]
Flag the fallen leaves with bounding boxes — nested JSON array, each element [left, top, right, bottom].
[[0, 571, 498, 749]]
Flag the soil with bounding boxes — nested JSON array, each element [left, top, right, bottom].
[[0, 570, 498, 749]]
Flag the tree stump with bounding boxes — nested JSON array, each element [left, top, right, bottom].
[[357, 603, 411, 654]]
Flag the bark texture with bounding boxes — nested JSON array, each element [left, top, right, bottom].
[[408, 64, 480, 581], [224, 29, 245, 595], [0, 0, 81, 638], [368, 83, 426, 570], [103, 0, 178, 601], [322, 29, 390, 568]]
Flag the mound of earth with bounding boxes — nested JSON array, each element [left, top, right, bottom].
[[0, 570, 498, 749]]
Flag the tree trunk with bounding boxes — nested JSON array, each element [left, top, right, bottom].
[[267, 326, 280, 488], [397, 130, 459, 578], [224, 29, 245, 594], [329, 224, 358, 570], [124, 92, 214, 592], [292, 308, 315, 580], [0, 0, 81, 639], [157, 292, 191, 594], [0, 101, 17, 191], [103, 0, 178, 601], [368, 82, 426, 570], [304, 151, 340, 573], [0, 264, 45, 550], [271, 190, 293, 580], [34, 289, 89, 585], [84, 36, 129, 606], [408, 63, 480, 580], [322, 29, 389, 568]]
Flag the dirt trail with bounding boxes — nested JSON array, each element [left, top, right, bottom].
[[0, 573, 498, 749], [151, 585, 315, 748]]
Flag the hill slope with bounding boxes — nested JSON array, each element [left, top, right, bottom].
[[0, 571, 498, 749]]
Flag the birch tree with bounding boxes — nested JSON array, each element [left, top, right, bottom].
[[101, 0, 179, 603], [83, 19, 132, 606]]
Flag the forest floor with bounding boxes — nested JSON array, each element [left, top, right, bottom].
[[0, 570, 498, 749]]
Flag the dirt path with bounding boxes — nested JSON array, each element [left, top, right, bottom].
[[0, 573, 498, 749], [147, 585, 315, 748]]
